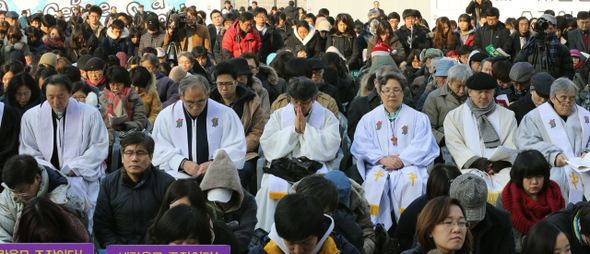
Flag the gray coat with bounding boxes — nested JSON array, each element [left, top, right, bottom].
[[568, 28, 590, 53], [99, 88, 147, 131], [138, 30, 166, 56], [422, 84, 465, 145]]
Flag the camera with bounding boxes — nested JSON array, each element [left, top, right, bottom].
[[166, 8, 188, 32], [534, 18, 549, 34]]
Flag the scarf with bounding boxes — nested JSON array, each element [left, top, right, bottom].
[[43, 38, 65, 51], [501, 180, 565, 234], [447, 85, 467, 103], [87, 76, 106, 88], [105, 87, 132, 131], [524, 33, 559, 67], [466, 97, 500, 148]]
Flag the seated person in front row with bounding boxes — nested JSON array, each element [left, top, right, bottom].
[[255, 77, 341, 232], [250, 194, 360, 254], [351, 71, 439, 232], [443, 72, 518, 203], [152, 74, 247, 178], [0, 155, 84, 243]]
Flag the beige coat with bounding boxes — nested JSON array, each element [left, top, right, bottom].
[[422, 84, 465, 144], [139, 87, 163, 128], [241, 95, 266, 161]]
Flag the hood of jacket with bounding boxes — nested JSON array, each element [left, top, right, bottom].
[[294, 24, 316, 45], [107, 27, 130, 40], [258, 65, 278, 85], [200, 150, 245, 213], [268, 215, 335, 254], [1, 164, 70, 204], [3, 34, 27, 49]]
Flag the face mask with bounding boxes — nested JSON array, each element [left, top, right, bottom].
[[50, 34, 59, 41]]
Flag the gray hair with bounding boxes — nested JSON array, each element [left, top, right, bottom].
[[178, 51, 195, 64], [368, 9, 380, 19], [550, 78, 578, 97], [375, 64, 400, 80], [369, 18, 380, 34], [378, 71, 408, 90], [447, 64, 474, 84], [429, 57, 442, 69], [141, 53, 159, 69], [179, 75, 210, 97]]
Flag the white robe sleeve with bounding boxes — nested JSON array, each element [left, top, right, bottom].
[[443, 108, 480, 169], [260, 109, 301, 161], [152, 107, 186, 171], [516, 112, 563, 166], [300, 110, 341, 161], [351, 114, 388, 165], [19, 109, 53, 167], [398, 113, 439, 167], [214, 109, 247, 169], [65, 109, 109, 182]]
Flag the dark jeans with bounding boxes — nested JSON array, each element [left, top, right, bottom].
[[238, 159, 256, 189]]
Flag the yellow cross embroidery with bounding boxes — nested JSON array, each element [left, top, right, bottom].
[[570, 171, 579, 190], [375, 170, 385, 182], [408, 172, 418, 187]]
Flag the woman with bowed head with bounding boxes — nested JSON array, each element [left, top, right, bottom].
[[129, 66, 162, 128], [285, 20, 323, 58], [432, 17, 461, 55], [521, 220, 571, 254], [147, 204, 213, 245], [4, 72, 44, 117], [401, 196, 472, 254], [326, 13, 359, 68], [366, 20, 406, 65]]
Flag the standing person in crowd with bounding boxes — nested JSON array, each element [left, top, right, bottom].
[[473, 7, 512, 54], [366, 20, 406, 65], [222, 12, 261, 59], [221, 1, 235, 17], [433, 17, 461, 55], [400, 196, 472, 254], [25, 27, 46, 56], [129, 66, 162, 128], [0, 154, 84, 243], [326, 13, 359, 67], [152, 75, 247, 178], [140, 53, 179, 108], [208, 10, 223, 48], [285, 21, 322, 58], [44, 26, 67, 57], [2, 26, 29, 64], [19, 74, 109, 232], [253, 7, 284, 64], [497, 150, 565, 251], [465, 0, 493, 26], [508, 72, 553, 125], [520, 220, 572, 254], [369, 1, 385, 15], [164, 6, 211, 55], [568, 11, 590, 54], [18, 11, 27, 29], [86, 6, 106, 42], [133, 5, 147, 28], [104, 6, 117, 27], [283, 1, 298, 21], [396, 9, 431, 56], [510, 17, 531, 59], [102, 19, 134, 57], [66, 24, 100, 62], [517, 78, 590, 204], [138, 17, 166, 56], [94, 132, 175, 248], [457, 14, 475, 46]]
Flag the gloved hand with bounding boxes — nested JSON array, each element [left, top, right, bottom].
[[490, 161, 512, 174], [472, 157, 492, 173]]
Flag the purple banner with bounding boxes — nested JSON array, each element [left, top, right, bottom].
[[0, 243, 94, 254], [106, 245, 231, 254]]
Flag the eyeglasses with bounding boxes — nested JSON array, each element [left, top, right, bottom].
[[249, 65, 258, 70], [72, 95, 87, 101], [123, 150, 149, 157], [11, 184, 32, 197], [381, 88, 403, 96], [554, 96, 576, 105], [89, 15, 100, 19], [184, 100, 207, 108], [216, 80, 235, 87], [440, 220, 470, 228]]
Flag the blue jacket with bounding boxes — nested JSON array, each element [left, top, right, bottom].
[[101, 27, 135, 56]]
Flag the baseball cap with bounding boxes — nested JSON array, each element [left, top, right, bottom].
[[207, 188, 232, 203]]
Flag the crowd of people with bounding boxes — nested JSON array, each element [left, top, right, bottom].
[[3, 0, 590, 253]]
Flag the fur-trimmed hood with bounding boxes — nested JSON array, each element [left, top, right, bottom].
[[258, 65, 278, 85], [106, 27, 129, 40]]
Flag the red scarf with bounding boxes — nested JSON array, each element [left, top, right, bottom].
[[87, 76, 106, 88], [43, 38, 65, 51], [104, 87, 132, 131], [501, 180, 565, 234]]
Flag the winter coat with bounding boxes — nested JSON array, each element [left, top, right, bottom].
[[91, 24, 107, 42], [366, 35, 406, 65], [1, 37, 30, 64], [210, 84, 266, 161], [222, 20, 262, 58], [545, 201, 590, 254], [138, 30, 166, 56], [277, 25, 294, 42], [394, 195, 428, 252], [510, 31, 531, 60], [99, 88, 147, 131], [28, 39, 47, 56], [65, 32, 100, 62], [473, 21, 512, 54], [257, 65, 287, 104], [0, 165, 84, 243], [422, 84, 466, 145], [465, 0, 493, 22], [285, 24, 323, 58], [256, 24, 285, 64], [138, 86, 162, 128], [200, 150, 258, 253], [164, 24, 211, 52], [93, 165, 175, 248], [470, 203, 516, 254], [271, 91, 340, 120], [432, 32, 462, 55], [459, 29, 475, 46], [396, 25, 432, 56], [283, 6, 298, 22], [155, 71, 180, 108], [515, 34, 575, 79], [326, 32, 359, 66], [249, 77, 271, 121], [102, 27, 134, 57]]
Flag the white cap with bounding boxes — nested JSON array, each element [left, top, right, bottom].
[[207, 188, 232, 203]]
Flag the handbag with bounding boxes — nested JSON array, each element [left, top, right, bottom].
[[263, 157, 323, 182]]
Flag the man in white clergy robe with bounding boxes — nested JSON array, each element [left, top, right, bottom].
[[444, 72, 518, 204], [351, 71, 439, 231], [152, 74, 247, 178], [516, 78, 590, 204], [255, 77, 341, 232], [19, 74, 109, 230]]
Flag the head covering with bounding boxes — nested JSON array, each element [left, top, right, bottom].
[[39, 53, 58, 68], [509, 62, 534, 83], [450, 173, 488, 222], [6, 11, 18, 19], [467, 72, 497, 90], [326, 46, 346, 61], [266, 53, 277, 66], [530, 72, 554, 99], [10, 50, 26, 66], [228, 57, 252, 76], [77, 55, 93, 70], [207, 188, 233, 203], [169, 66, 189, 85], [369, 55, 398, 73], [317, 20, 331, 32], [200, 150, 245, 210], [309, 58, 324, 70], [419, 48, 444, 63], [116, 52, 129, 67], [371, 42, 394, 58], [433, 59, 455, 77], [468, 52, 488, 66], [147, 17, 159, 31], [570, 49, 581, 58], [324, 171, 351, 208], [540, 14, 557, 26], [84, 57, 105, 71]]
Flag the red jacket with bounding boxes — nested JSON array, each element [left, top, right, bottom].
[[222, 20, 261, 58]]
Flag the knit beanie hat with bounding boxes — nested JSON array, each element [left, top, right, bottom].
[[371, 42, 394, 58], [39, 53, 58, 68]]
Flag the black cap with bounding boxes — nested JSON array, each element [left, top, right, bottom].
[[308, 58, 324, 70], [77, 55, 92, 70], [228, 57, 252, 76], [147, 17, 159, 31], [530, 72, 554, 99], [466, 72, 497, 90]]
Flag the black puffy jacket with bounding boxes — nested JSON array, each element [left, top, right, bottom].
[[473, 21, 512, 54], [326, 32, 359, 66]]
